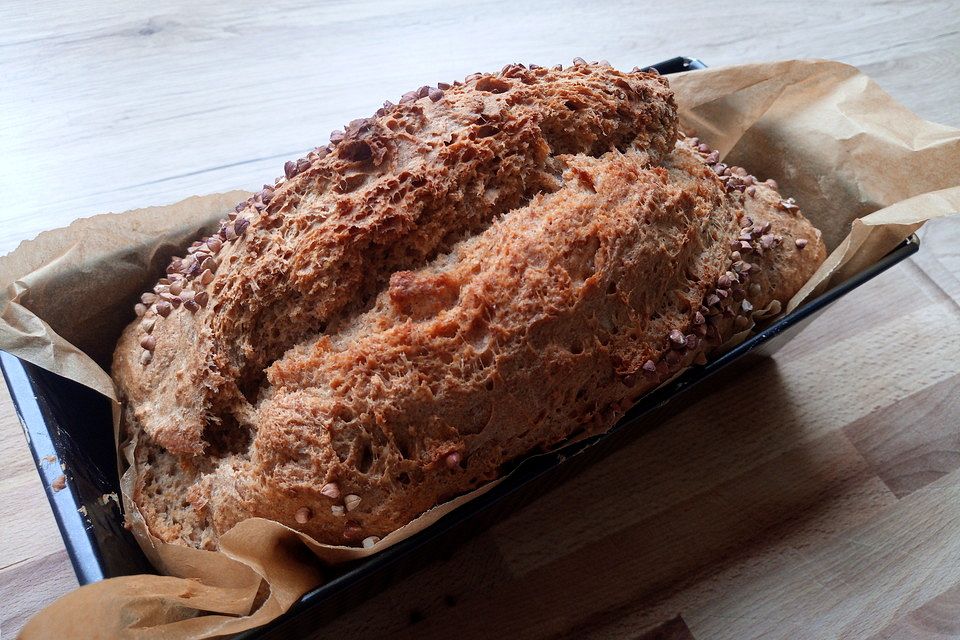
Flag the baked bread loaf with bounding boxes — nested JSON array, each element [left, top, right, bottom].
[[113, 61, 826, 550]]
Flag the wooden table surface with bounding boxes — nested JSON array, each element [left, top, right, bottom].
[[1, 1, 959, 638]]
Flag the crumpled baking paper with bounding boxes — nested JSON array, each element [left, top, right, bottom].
[[4, 59, 958, 639]]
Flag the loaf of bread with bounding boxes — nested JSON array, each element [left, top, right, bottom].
[[113, 61, 826, 550]]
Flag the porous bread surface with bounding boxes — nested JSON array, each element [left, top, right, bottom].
[[113, 63, 826, 549]]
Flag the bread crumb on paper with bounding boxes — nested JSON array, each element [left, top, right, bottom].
[[51, 474, 66, 492]]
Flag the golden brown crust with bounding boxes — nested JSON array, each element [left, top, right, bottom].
[[114, 62, 825, 549]]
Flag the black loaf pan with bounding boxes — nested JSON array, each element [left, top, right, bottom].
[[0, 56, 921, 638]]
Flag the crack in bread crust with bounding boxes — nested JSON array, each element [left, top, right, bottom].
[[113, 62, 825, 549]]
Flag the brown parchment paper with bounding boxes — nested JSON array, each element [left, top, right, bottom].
[[5, 59, 959, 639]]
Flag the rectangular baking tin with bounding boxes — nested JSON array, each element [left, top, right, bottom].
[[0, 56, 920, 637]]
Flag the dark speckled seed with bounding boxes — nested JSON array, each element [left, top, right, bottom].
[[437, 82, 451, 90], [343, 522, 363, 540], [297, 158, 310, 174], [693, 311, 705, 325], [428, 87, 444, 102], [741, 300, 754, 313], [642, 360, 657, 374], [295, 507, 312, 524], [685, 334, 698, 350], [284, 160, 297, 179], [572, 57, 587, 65], [234, 218, 249, 236], [400, 91, 418, 104], [345, 494, 361, 512], [345, 118, 372, 136], [795, 238, 808, 249], [156, 301, 172, 317], [417, 85, 430, 98], [669, 329, 686, 347]]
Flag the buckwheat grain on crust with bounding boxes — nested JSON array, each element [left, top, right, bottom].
[[113, 61, 825, 549]]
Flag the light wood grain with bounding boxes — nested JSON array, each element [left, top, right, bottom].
[[1, 1, 959, 638]]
